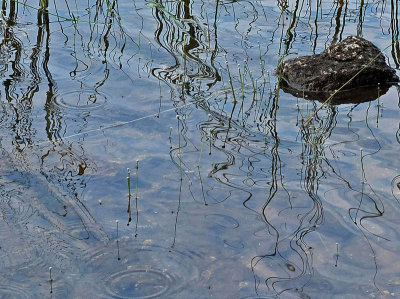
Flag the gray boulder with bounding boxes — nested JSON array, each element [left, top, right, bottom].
[[279, 36, 399, 103]]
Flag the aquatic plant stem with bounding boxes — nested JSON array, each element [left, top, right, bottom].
[[225, 56, 237, 104], [168, 126, 173, 149], [335, 242, 339, 267], [302, 42, 394, 127], [135, 161, 139, 202], [49, 266, 53, 294], [134, 160, 139, 237], [127, 168, 131, 198], [116, 220, 120, 260], [127, 168, 132, 225], [198, 130, 208, 206]]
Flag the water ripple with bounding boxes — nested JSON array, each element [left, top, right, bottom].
[[51, 90, 108, 111], [105, 269, 172, 299], [0, 284, 31, 299], [76, 240, 200, 298]]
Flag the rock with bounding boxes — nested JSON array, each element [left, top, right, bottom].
[[278, 36, 399, 103]]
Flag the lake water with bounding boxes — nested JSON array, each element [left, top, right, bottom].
[[0, 0, 399, 298]]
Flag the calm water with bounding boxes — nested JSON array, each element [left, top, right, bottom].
[[0, 0, 399, 298]]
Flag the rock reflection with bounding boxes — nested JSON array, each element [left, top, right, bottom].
[[281, 82, 393, 105]]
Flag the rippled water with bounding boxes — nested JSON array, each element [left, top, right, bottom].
[[0, 0, 399, 298]]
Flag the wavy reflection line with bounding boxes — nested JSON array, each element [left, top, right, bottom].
[[150, 0, 219, 94]]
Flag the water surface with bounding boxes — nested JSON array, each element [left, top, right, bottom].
[[0, 0, 399, 298]]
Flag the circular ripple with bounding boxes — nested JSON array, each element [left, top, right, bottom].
[[1, 264, 77, 299], [0, 284, 30, 299], [0, 226, 45, 270], [52, 90, 108, 111], [106, 269, 171, 298], [76, 240, 200, 298]]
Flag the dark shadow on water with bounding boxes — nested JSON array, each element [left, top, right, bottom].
[[280, 81, 396, 105]]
